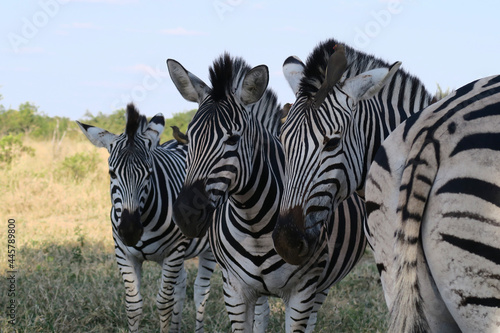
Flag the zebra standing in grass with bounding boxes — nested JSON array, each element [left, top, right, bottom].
[[273, 39, 432, 266], [365, 75, 500, 332], [167, 53, 367, 333], [77, 104, 216, 333]]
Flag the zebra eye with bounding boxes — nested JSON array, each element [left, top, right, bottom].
[[146, 168, 153, 179], [324, 137, 341, 152], [109, 170, 118, 179], [226, 134, 240, 146]]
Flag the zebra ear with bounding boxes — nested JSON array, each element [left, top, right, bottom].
[[283, 56, 305, 96], [144, 113, 165, 148], [76, 121, 117, 152], [342, 61, 401, 103], [239, 64, 269, 105], [167, 59, 210, 103]]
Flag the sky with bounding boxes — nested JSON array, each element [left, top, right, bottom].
[[1, 0, 499, 121]]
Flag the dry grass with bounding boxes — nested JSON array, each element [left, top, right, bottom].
[[0, 137, 388, 332]]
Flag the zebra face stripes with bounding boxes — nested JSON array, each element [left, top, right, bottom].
[[79, 104, 162, 247], [168, 53, 369, 333], [108, 142, 154, 246], [274, 39, 433, 266], [276, 59, 402, 265], [169, 54, 269, 238]]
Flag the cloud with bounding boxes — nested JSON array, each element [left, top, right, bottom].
[[160, 27, 208, 36]]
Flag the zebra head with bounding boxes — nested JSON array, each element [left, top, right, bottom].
[[274, 45, 401, 265], [168, 54, 270, 238], [77, 104, 165, 247]]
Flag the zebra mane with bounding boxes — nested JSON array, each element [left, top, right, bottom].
[[300, 38, 425, 99], [209, 53, 282, 134], [125, 103, 147, 146], [209, 52, 250, 102], [248, 88, 282, 135]]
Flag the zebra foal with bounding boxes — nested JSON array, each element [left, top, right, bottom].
[[77, 104, 216, 333], [167, 53, 366, 333], [365, 75, 500, 332]]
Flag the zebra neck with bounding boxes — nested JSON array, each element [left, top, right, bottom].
[[230, 128, 283, 224], [140, 155, 176, 230], [355, 76, 432, 191]]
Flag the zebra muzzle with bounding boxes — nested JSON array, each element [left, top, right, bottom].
[[273, 207, 311, 266], [173, 180, 214, 238], [118, 209, 144, 247]]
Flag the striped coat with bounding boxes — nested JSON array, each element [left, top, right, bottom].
[[365, 75, 500, 332], [77, 104, 216, 333]]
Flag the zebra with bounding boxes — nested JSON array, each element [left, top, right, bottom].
[[167, 53, 367, 333], [76, 104, 216, 333], [273, 38, 434, 269], [365, 75, 500, 332]]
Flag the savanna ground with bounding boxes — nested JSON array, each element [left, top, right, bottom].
[[0, 136, 388, 332]]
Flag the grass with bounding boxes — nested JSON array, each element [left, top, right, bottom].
[[0, 137, 388, 332]]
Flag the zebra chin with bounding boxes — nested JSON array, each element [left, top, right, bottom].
[[273, 206, 314, 266], [117, 209, 144, 247], [172, 180, 215, 238]]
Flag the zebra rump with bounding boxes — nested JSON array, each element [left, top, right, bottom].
[[365, 75, 500, 332]]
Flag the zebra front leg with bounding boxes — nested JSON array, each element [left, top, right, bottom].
[[285, 288, 321, 333], [222, 275, 256, 333], [305, 289, 328, 333], [157, 250, 188, 333], [117, 251, 144, 333], [253, 296, 270, 333], [193, 249, 217, 333]]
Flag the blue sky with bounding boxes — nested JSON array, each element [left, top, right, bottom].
[[1, 0, 499, 121]]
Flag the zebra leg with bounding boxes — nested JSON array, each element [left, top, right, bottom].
[[117, 252, 143, 333], [285, 288, 319, 333], [222, 274, 256, 333], [304, 289, 328, 333], [193, 249, 217, 333], [157, 249, 188, 333], [253, 296, 270, 333]]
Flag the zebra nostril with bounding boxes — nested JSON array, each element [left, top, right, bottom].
[[298, 238, 309, 258]]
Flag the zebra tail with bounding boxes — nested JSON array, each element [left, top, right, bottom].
[[388, 140, 437, 333]]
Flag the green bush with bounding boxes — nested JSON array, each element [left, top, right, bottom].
[[57, 151, 100, 182], [0, 133, 34, 166]]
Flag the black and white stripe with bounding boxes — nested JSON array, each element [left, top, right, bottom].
[[77, 104, 216, 333], [274, 38, 433, 267], [168, 54, 367, 333], [365, 75, 500, 332]]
